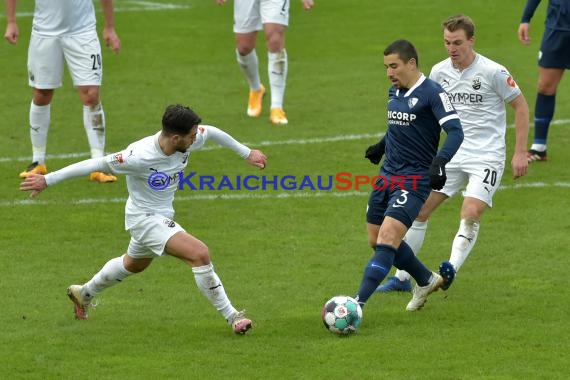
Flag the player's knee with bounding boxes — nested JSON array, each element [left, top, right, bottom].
[[236, 42, 255, 56], [191, 242, 211, 266], [266, 38, 284, 53], [461, 205, 482, 221], [78, 87, 100, 106], [33, 89, 54, 105], [537, 78, 559, 95]]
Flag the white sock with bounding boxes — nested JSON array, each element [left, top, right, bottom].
[[268, 49, 288, 109], [29, 101, 50, 164], [395, 220, 428, 281], [82, 255, 133, 299], [236, 49, 261, 90], [530, 143, 546, 152], [83, 103, 105, 158], [192, 263, 237, 321], [449, 219, 480, 271]]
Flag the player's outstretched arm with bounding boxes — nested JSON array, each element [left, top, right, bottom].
[[20, 174, 48, 198], [509, 94, 529, 179], [246, 149, 267, 170], [20, 157, 113, 198]]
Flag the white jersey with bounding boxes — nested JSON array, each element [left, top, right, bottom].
[[429, 54, 521, 161], [32, 0, 96, 37], [105, 126, 250, 229]]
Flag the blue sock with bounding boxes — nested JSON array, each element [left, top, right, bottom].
[[356, 244, 395, 305], [533, 93, 555, 146], [393, 241, 431, 286]]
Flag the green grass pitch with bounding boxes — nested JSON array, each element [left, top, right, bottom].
[[0, 0, 569, 379]]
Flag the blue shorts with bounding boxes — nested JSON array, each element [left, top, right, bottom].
[[366, 174, 430, 228], [539, 29, 570, 69]]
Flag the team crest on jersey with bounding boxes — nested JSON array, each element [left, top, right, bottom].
[[408, 97, 419, 109], [472, 76, 482, 90]]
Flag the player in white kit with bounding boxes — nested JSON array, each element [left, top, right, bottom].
[[4, 0, 121, 182], [216, 0, 314, 125], [376, 14, 529, 292], [20, 105, 267, 334]]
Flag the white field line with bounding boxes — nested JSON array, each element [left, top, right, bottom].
[[1, 119, 569, 164], [0, 1, 190, 18], [0, 133, 385, 163], [3, 182, 570, 208]]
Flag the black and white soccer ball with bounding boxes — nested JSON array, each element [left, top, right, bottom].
[[322, 295, 363, 335]]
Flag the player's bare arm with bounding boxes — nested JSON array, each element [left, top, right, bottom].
[[3, 0, 18, 44], [100, 0, 121, 53], [20, 174, 48, 198], [510, 94, 530, 179]]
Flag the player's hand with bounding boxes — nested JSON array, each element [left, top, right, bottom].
[[511, 151, 528, 179], [364, 141, 384, 165], [103, 28, 121, 54], [4, 22, 19, 44], [216, 0, 227, 5], [20, 174, 48, 198], [518, 23, 531, 45], [247, 149, 267, 170], [428, 157, 447, 190], [302, 0, 314, 10]]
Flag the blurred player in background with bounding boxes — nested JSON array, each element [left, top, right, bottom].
[[355, 39, 463, 312], [518, 0, 570, 162], [4, 0, 120, 182], [375, 14, 529, 293], [20, 104, 267, 334], [216, 0, 314, 125]]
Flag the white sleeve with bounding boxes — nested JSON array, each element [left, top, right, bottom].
[[492, 66, 522, 103], [44, 157, 110, 186], [193, 125, 251, 158]]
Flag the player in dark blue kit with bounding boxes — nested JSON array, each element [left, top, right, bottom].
[[518, 0, 570, 162], [356, 40, 464, 312]]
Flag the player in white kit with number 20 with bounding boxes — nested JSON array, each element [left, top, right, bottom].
[[20, 105, 267, 335]]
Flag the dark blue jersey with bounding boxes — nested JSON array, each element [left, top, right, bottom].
[[522, 0, 570, 31], [382, 75, 463, 176]]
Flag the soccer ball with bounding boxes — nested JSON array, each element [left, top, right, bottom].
[[322, 295, 363, 334]]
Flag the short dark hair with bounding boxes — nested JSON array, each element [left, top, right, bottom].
[[161, 104, 202, 135], [384, 39, 419, 67], [442, 14, 475, 39]]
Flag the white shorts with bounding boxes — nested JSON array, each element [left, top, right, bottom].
[[127, 214, 185, 259], [27, 31, 102, 89], [233, 0, 289, 33], [437, 155, 505, 207]]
